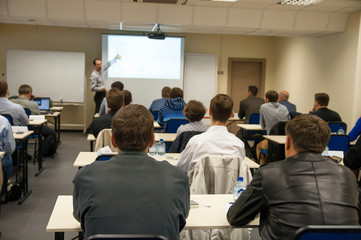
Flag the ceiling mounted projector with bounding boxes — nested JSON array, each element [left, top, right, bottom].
[[148, 24, 166, 40]]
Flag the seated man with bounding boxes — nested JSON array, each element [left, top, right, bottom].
[[157, 87, 186, 126], [99, 81, 124, 116], [176, 100, 209, 136], [311, 92, 341, 122], [123, 89, 132, 106], [73, 104, 190, 239], [257, 90, 289, 163], [177, 94, 245, 172], [278, 90, 297, 115], [11, 84, 57, 157], [227, 114, 359, 239], [86, 88, 124, 138], [0, 80, 29, 126], [149, 86, 171, 112], [238, 85, 264, 123], [0, 115, 15, 193]]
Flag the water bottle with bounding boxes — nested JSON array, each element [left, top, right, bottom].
[[337, 127, 345, 135], [158, 139, 165, 156], [233, 177, 246, 201], [149, 142, 157, 156]]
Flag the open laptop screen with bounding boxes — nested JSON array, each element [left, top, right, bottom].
[[33, 97, 50, 111]]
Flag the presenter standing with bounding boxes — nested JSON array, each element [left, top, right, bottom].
[[90, 55, 120, 113]]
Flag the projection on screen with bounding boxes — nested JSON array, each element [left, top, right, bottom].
[[106, 35, 183, 80]]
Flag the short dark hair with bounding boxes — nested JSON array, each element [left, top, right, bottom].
[[265, 90, 278, 102], [93, 58, 101, 66], [248, 86, 258, 96], [123, 90, 132, 105], [285, 114, 330, 154], [170, 87, 183, 99], [315, 93, 329, 107], [112, 104, 154, 151], [184, 100, 206, 122], [111, 81, 124, 91], [210, 94, 233, 123], [106, 88, 124, 111], [0, 80, 8, 97], [162, 86, 171, 98], [18, 84, 32, 95]]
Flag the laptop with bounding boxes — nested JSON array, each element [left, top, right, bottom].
[[33, 97, 51, 114]]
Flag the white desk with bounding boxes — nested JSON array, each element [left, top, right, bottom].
[[263, 135, 286, 144], [46, 194, 259, 239], [237, 124, 264, 131], [73, 152, 259, 169], [50, 106, 64, 112], [154, 133, 177, 142], [28, 119, 47, 176]]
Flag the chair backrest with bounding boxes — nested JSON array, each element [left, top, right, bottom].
[[24, 108, 31, 117], [188, 155, 252, 194], [88, 234, 168, 240], [269, 121, 288, 135], [327, 135, 350, 152], [249, 113, 260, 124], [168, 131, 203, 153], [328, 122, 347, 134], [95, 154, 115, 161], [1, 114, 13, 126], [164, 119, 189, 133], [292, 225, 361, 240], [94, 129, 117, 152], [151, 111, 159, 121]]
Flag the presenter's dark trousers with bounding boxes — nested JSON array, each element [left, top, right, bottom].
[[94, 91, 106, 114]]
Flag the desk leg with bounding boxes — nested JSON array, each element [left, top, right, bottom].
[[55, 232, 64, 240], [18, 138, 32, 204], [90, 141, 94, 152], [56, 115, 61, 145], [35, 124, 45, 176]]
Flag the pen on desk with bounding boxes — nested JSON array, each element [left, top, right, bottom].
[[229, 202, 235, 204]]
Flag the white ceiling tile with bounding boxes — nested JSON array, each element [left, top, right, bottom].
[[53, 21, 88, 28], [195, 1, 234, 7], [266, 4, 308, 11], [85, 0, 121, 22], [295, 11, 330, 31], [227, 8, 262, 28], [328, 12, 348, 31], [158, 5, 193, 25], [193, 6, 228, 26], [122, 3, 157, 24], [261, 10, 296, 30], [231, 2, 273, 9], [0, 16, 17, 22], [8, 0, 46, 18], [47, 0, 84, 20]]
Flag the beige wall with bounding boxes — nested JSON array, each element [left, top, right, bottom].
[[1, 12, 361, 130], [272, 11, 361, 130], [0, 24, 276, 128]]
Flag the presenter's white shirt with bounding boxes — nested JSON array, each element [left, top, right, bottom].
[[177, 125, 245, 172]]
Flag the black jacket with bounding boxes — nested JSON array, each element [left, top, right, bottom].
[[86, 110, 116, 138], [227, 152, 359, 240], [311, 108, 342, 122]]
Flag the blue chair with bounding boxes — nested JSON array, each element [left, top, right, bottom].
[[1, 114, 13, 125], [95, 154, 114, 161], [164, 119, 189, 133], [328, 122, 347, 134], [327, 135, 350, 152], [293, 225, 361, 240], [89, 234, 168, 240]]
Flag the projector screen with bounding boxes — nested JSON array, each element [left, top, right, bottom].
[[102, 34, 184, 108]]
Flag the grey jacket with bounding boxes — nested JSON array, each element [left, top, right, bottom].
[[227, 152, 359, 240]]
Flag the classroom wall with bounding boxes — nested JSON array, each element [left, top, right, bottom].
[[271, 11, 361, 130], [0, 23, 276, 128]]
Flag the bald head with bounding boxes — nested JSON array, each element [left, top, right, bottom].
[[278, 90, 289, 102]]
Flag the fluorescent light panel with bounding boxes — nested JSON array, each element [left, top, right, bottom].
[[278, 0, 323, 5]]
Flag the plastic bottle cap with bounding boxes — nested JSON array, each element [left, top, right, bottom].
[[160, 139, 164, 142], [238, 177, 243, 182]]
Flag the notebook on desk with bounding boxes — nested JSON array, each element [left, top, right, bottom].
[[33, 97, 51, 114]]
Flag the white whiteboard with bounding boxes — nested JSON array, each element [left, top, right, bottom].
[[6, 50, 85, 102], [184, 53, 218, 115]]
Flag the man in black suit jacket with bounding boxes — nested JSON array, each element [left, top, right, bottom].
[[73, 104, 190, 240], [310, 92, 341, 122], [238, 85, 265, 124]]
